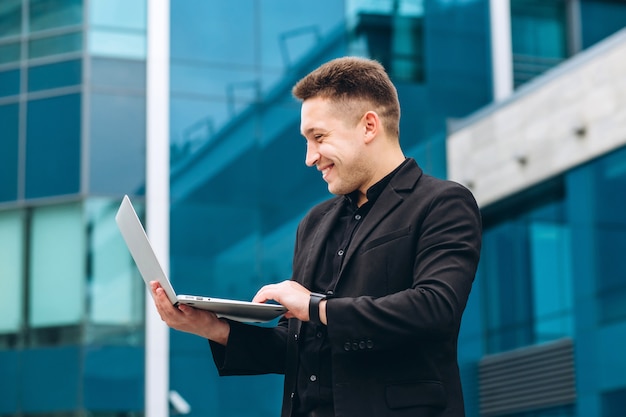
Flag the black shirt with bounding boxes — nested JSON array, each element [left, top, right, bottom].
[[295, 159, 409, 413]]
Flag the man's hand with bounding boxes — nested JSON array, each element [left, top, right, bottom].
[[150, 281, 231, 345], [253, 280, 327, 324]]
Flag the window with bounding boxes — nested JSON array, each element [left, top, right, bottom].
[[511, 0, 569, 88], [27, 59, 81, 92], [29, 203, 85, 329], [349, 0, 425, 83], [86, 199, 143, 331], [0, 69, 20, 97], [0, 210, 25, 340], [0, 41, 20, 64], [25, 94, 81, 199], [481, 182, 573, 353], [89, 0, 146, 59], [28, 31, 82, 59], [602, 387, 626, 417], [29, 0, 82, 33], [89, 93, 146, 195], [0, 0, 22, 38], [580, 0, 626, 49], [583, 147, 626, 324], [0, 103, 19, 202]]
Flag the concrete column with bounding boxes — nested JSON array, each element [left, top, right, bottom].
[[146, 0, 170, 416], [489, 0, 513, 101]]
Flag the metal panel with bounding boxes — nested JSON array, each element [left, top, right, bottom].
[[479, 338, 576, 416]]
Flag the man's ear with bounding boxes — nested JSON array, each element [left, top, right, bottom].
[[362, 111, 380, 144]]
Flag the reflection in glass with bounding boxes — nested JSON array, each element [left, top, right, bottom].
[[28, 31, 82, 58], [90, 57, 146, 90], [0, 0, 22, 38], [587, 147, 626, 323], [90, 0, 146, 30], [482, 195, 573, 353], [529, 222, 573, 343], [0, 210, 24, 334], [348, 0, 425, 82], [0, 41, 20, 64], [511, 0, 568, 88], [88, 29, 146, 59], [29, 203, 85, 327], [29, 0, 82, 32], [89, 93, 146, 195], [87, 199, 144, 332]]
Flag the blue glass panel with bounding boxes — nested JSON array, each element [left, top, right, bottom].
[[0, 0, 21, 38], [27, 59, 81, 92], [589, 147, 626, 323], [0, 69, 19, 97], [602, 387, 626, 417], [510, 0, 568, 87], [480, 178, 571, 354], [89, 93, 146, 195], [90, 0, 146, 30], [170, 0, 255, 65], [29, 0, 82, 32], [25, 94, 81, 199], [28, 31, 82, 58], [90, 57, 145, 90], [580, 0, 626, 49], [21, 346, 80, 412], [0, 103, 19, 202], [0, 350, 19, 414], [257, 0, 345, 72], [83, 346, 144, 411], [88, 29, 146, 59], [349, 1, 425, 83], [0, 41, 20, 64]]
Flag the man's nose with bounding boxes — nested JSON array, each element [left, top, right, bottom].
[[305, 142, 319, 167]]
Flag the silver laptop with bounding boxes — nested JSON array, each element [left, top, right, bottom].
[[115, 195, 287, 323]]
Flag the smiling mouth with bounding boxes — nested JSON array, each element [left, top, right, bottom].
[[320, 164, 333, 179]]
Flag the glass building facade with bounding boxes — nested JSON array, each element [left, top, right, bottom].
[[0, 0, 625, 416]]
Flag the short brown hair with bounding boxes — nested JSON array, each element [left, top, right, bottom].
[[292, 56, 400, 138]]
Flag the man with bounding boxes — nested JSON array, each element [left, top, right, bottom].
[[151, 56, 482, 417]]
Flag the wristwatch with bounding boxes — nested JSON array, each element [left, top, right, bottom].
[[309, 292, 327, 326]]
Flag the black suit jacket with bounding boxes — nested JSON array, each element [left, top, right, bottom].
[[211, 159, 482, 417]]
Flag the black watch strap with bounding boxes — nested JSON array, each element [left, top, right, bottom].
[[309, 292, 327, 325]]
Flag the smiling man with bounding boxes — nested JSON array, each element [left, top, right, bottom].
[[151, 57, 482, 417]]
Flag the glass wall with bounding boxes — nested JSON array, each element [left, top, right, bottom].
[[0, 199, 145, 415], [168, 1, 491, 416], [510, 0, 569, 88], [0, 210, 25, 346], [579, 0, 626, 49], [25, 93, 82, 199], [0, 0, 147, 415], [478, 145, 626, 416]]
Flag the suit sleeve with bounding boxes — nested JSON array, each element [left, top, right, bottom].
[[209, 317, 289, 376], [325, 183, 482, 352]]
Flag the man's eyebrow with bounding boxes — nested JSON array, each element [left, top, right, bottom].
[[302, 127, 320, 136]]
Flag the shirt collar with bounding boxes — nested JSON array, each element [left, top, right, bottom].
[[344, 158, 409, 209]]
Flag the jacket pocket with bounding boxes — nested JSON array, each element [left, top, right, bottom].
[[361, 226, 411, 253], [385, 380, 446, 410]]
